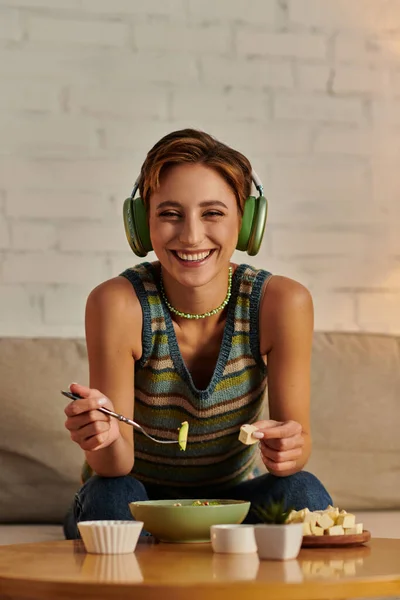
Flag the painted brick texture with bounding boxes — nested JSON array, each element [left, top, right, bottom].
[[0, 0, 399, 336]]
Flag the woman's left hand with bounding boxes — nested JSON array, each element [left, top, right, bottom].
[[252, 419, 305, 476]]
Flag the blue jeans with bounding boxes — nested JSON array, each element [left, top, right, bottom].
[[63, 471, 332, 540]]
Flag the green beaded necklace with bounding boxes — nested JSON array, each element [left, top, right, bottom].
[[159, 266, 233, 320]]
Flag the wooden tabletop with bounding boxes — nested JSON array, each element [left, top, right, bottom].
[[0, 537, 399, 600]]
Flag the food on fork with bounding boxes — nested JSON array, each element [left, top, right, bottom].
[[178, 421, 189, 451], [287, 505, 363, 536]]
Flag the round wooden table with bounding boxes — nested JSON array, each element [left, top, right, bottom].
[[0, 537, 399, 600]]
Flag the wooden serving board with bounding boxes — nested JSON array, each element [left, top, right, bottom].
[[302, 529, 371, 548]]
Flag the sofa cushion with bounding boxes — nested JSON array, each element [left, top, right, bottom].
[[256, 332, 400, 510], [0, 338, 86, 524], [307, 332, 400, 510], [0, 525, 64, 545]]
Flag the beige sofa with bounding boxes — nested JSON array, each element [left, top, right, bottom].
[[0, 333, 399, 546]]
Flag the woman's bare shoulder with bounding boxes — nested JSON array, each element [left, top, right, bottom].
[[86, 275, 143, 358], [259, 275, 313, 353], [87, 275, 140, 309], [262, 275, 312, 310]]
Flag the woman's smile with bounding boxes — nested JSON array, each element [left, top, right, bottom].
[[171, 249, 216, 267]]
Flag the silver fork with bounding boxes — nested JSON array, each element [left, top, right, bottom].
[[61, 390, 179, 445]]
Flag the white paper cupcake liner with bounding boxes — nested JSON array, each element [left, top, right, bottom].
[[78, 520, 144, 554]]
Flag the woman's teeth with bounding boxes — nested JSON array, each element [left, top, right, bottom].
[[175, 251, 211, 262]]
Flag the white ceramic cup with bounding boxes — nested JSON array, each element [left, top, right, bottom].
[[210, 524, 257, 554], [254, 523, 303, 560]]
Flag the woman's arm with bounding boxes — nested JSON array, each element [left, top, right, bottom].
[[257, 275, 314, 476], [66, 276, 142, 477]]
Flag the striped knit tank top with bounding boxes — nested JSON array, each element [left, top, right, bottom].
[[114, 262, 272, 492]]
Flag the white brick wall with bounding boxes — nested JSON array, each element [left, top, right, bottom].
[[0, 0, 399, 337], [0, 8, 22, 41], [27, 15, 131, 47], [289, 0, 400, 31]]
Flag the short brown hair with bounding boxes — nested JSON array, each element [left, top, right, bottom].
[[139, 129, 252, 214]]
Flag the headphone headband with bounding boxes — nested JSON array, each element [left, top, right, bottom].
[[130, 170, 264, 201]]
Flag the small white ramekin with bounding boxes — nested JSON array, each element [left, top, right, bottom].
[[210, 524, 257, 554], [78, 520, 144, 554]]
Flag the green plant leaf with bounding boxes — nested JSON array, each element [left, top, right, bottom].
[[252, 498, 294, 524]]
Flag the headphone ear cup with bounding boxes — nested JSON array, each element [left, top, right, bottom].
[[247, 194, 268, 256], [123, 197, 153, 257], [132, 196, 153, 254], [236, 196, 256, 252], [236, 195, 268, 255]]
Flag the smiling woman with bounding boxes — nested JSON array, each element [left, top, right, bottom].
[[148, 162, 239, 298], [62, 128, 332, 540]]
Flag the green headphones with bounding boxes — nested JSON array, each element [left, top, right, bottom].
[[123, 170, 268, 257]]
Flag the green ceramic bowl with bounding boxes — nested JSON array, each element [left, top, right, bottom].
[[129, 499, 250, 543]]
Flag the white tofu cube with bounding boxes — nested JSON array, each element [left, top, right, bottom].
[[310, 524, 325, 536], [336, 514, 356, 528], [287, 510, 303, 523], [326, 525, 344, 535], [238, 424, 260, 445], [344, 523, 363, 535], [302, 521, 312, 535], [326, 507, 339, 521], [323, 505, 338, 514], [304, 512, 319, 526], [316, 513, 335, 530]]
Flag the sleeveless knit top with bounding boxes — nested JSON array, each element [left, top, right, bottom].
[[81, 262, 272, 490]]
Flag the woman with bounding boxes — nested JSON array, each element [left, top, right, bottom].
[[63, 129, 332, 539]]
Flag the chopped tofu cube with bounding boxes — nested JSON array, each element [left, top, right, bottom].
[[287, 510, 303, 523], [323, 505, 337, 514], [336, 514, 356, 528], [303, 512, 319, 526], [302, 522, 312, 535], [310, 524, 324, 536], [344, 523, 363, 535], [326, 525, 344, 535], [316, 513, 335, 530], [238, 424, 260, 445], [286, 509, 297, 523], [325, 506, 339, 521]]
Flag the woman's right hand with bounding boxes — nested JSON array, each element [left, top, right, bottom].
[[64, 382, 121, 452]]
